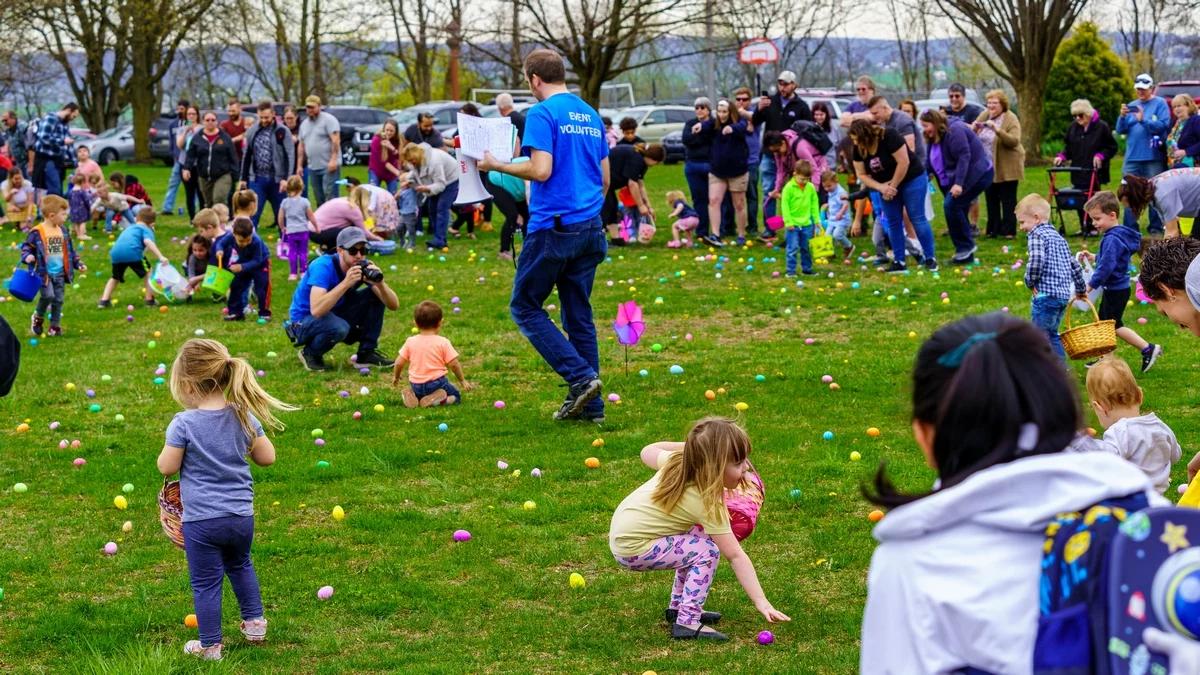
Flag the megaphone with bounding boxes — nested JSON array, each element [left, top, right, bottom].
[[454, 153, 492, 206]]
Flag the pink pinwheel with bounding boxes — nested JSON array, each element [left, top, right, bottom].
[[613, 300, 645, 374]]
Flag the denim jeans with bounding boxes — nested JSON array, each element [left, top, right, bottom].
[[878, 175, 938, 266], [942, 167, 992, 259], [368, 170, 399, 193], [828, 220, 852, 249], [428, 180, 459, 248], [36, 273, 66, 326], [683, 161, 711, 237], [1122, 159, 1166, 233], [227, 264, 271, 318], [785, 226, 814, 275], [510, 216, 606, 417], [162, 162, 183, 212], [412, 375, 461, 402], [42, 157, 64, 197], [308, 166, 341, 206], [292, 284, 385, 358], [182, 515, 263, 647], [759, 155, 777, 222], [1031, 294, 1070, 360], [249, 177, 283, 230]]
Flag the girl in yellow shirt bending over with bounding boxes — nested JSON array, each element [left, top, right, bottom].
[[608, 417, 790, 641]]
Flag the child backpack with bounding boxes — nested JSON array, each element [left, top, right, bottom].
[[1034, 499, 1200, 675], [724, 467, 764, 541], [789, 119, 833, 156]]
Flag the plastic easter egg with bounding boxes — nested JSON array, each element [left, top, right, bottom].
[[88, 403, 102, 413], [511, 469, 521, 478], [805, 338, 815, 345], [332, 505, 345, 521], [494, 400, 506, 409], [822, 431, 834, 441], [122, 521, 133, 533], [185, 614, 198, 628], [522, 500, 537, 511], [153, 377, 165, 385], [869, 509, 885, 522], [821, 375, 833, 384], [359, 386, 370, 395], [103, 542, 118, 556], [651, 343, 663, 352], [497, 460, 509, 470], [735, 402, 749, 412], [1179, 484, 1189, 495], [531, 468, 542, 478], [70, 439, 81, 449], [373, 404, 385, 413], [15, 422, 29, 433], [789, 488, 802, 500], [755, 374, 766, 382], [311, 428, 324, 438], [669, 365, 684, 375], [705, 390, 716, 400], [13, 482, 28, 493], [49, 421, 60, 430], [757, 630, 774, 645], [73, 458, 86, 467], [267, 351, 278, 358], [639, 369, 649, 377], [122, 483, 134, 494], [113, 495, 128, 509], [1137, 317, 1148, 325], [114, 413, 126, 423], [607, 393, 620, 402], [829, 382, 841, 391], [101, 374, 112, 383], [59, 440, 69, 449], [317, 585, 334, 600], [316, 460, 330, 469], [585, 457, 601, 469], [437, 422, 448, 432], [569, 572, 586, 589], [353, 411, 362, 420], [194, 329, 205, 336], [453, 529, 472, 542], [850, 451, 862, 461], [592, 438, 605, 448], [866, 427, 881, 437], [314, 438, 325, 447], [147, 340, 156, 348]]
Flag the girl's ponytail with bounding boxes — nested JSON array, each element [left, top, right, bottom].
[[224, 356, 297, 439]]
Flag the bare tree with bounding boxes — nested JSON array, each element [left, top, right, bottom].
[[1113, 0, 1193, 75], [887, 0, 936, 94], [516, 0, 707, 106], [933, 0, 1090, 157], [380, 0, 444, 103]]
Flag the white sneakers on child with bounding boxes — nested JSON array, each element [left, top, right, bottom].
[[183, 641, 223, 660], [184, 617, 266, 661], [240, 617, 268, 642]]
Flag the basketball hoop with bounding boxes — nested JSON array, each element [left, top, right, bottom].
[[738, 38, 780, 65]]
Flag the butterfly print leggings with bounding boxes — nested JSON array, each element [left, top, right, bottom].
[[615, 525, 720, 625]]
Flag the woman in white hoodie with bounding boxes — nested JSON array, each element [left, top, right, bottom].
[[860, 312, 1163, 675]]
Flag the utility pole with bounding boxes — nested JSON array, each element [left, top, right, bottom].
[[510, 0, 522, 87], [703, 0, 715, 99]]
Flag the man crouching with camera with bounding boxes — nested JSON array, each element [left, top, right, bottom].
[[285, 227, 400, 371]]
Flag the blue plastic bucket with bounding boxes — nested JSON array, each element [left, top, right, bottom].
[[7, 268, 40, 302]]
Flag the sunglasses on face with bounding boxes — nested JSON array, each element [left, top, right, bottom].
[[694, 105, 708, 110], [856, 87, 869, 92], [735, 97, 750, 102], [950, 94, 963, 99], [346, 246, 368, 256], [1075, 113, 1087, 118]]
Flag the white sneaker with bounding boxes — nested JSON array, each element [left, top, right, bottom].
[[240, 617, 268, 643], [184, 640, 223, 660]]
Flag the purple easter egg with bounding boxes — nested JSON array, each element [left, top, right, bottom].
[[757, 630, 774, 645], [452, 529, 471, 542], [314, 438, 326, 447]]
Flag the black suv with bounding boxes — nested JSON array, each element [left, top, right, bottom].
[[149, 113, 183, 165], [322, 106, 392, 166]]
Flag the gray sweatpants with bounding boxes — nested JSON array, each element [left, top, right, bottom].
[[36, 273, 66, 326]]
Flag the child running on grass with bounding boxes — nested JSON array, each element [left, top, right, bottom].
[[392, 300, 475, 407], [609, 417, 791, 641], [1081, 191, 1162, 371], [21, 195, 85, 336], [157, 338, 296, 661], [1018, 194, 1086, 360], [97, 209, 166, 308]]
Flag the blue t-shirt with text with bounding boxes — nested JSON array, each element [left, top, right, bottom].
[[521, 93, 608, 232], [289, 253, 345, 322], [110, 224, 155, 264]]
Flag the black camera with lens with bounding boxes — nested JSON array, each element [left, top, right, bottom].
[[356, 260, 384, 283]]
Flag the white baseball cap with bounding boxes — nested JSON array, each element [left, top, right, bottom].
[[777, 71, 797, 84], [1134, 73, 1154, 90]]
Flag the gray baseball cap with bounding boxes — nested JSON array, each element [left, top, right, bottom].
[[336, 227, 369, 249]]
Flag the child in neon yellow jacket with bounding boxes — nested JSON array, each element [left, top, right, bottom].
[[780, 160, 820, 276]]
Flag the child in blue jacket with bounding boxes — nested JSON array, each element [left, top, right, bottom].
[[1083, 191, 1161, 372], [215, 217, 271, 322]]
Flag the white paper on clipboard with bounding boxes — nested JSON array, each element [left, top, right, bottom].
[[456, 114, 515, 163]]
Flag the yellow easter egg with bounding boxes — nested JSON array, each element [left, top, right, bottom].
[[332, 505, 345, 521]]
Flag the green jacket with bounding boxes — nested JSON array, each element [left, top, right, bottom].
[[780, 178, 819, 228]]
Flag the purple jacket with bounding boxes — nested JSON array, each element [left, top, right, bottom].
[[928, 119, 993, 190]]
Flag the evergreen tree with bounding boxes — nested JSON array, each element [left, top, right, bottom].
[[1043, 22, 1132, 154]]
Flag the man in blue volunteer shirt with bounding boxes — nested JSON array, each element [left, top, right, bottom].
[[1117, 73, 1171, 234], [285, 227, 400, 372], [479, 48, 611, 423]]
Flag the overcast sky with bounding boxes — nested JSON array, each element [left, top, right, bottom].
[[836, 3, 1133, 39]]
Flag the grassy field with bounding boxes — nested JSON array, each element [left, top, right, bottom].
[[1, 156, 1196, 674]]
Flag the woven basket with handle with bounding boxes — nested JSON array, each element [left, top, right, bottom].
[[1060, 298, 1117, 360], [158, 478, 185, 550]]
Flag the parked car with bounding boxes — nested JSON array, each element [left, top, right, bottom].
[[354, 101, 465, 162], [660, 130, 686, 164], [615, 105, 695, 142], [320, 105, 391, 166], [77, 125, 135, 165], [1157, 80, 1200, 101], [149, 113, 181, 164]]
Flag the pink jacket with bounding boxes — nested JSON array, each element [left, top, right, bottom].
[[774, 130, 828, 194]]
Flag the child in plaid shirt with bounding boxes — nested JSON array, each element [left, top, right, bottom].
[[1018, 194, 1086, 359]]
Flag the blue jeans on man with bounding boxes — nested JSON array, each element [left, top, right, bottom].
[[1122, 159, 1166, 233], [759, 155, 777, 223], [249, 177, 283, 229], [785, 225, 814, 275], [427, 181, 459, 248], [510, 216, 606, 419], [308, 166, 341, 206], [292, 285, 385, 358], [1031, 293, 1070, 360], [683, 161, 711, 238], [878, 175, 938, 267], [942, 167, 992, 261], [182, 515, 263, 648], [41, 156, 64, 197], [162, 162, 183, 213], [368, 171, 399, 193]]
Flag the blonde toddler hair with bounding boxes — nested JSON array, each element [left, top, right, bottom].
[[664, 190, 685, 205], [1015, 194, 1051, 222], [1086, 358, 1143, 409], [651, 417, 750, 521], [169, 339, 297, 439]]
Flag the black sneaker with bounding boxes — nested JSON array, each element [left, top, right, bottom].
[[1141, 344, 1163, 373], [665, 609, 722, 625], [96, 299, 112, 308], [671, 623, 728, 641], [258, 313, 272, 322], [800, 270, 817, 276], [355, 349, 395, 368], [924, 258, 940, 272], [872, 256, 890, 268], [950, 255, 975, 266], [885, 262, 908, 274], [703, 234, 725, 248], [553, 378, 603, 421], [298, 348, 328, 372], [224, 313, 245, 322]]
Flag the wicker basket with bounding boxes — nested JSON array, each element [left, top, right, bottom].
[[1060, 299, 1117, 360], [158, 479, 186, 550]]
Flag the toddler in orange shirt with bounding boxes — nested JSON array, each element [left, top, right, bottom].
[[393, 300, 475, 407]]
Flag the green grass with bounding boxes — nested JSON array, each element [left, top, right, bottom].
[[1, 157, 1193, 674]]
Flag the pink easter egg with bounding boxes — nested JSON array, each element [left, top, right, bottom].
[[73, 457, 86, 467], [1137, 317, 1148, 325], [59, 440, 69, 449], [317, 585, 334, 600], [352, 411, 362, 420], [821, 375, 833, 384], [494, 400, 506, 409], [452, 529, 471, 542], [314, 438, 326, 447], [805, 338, 815, 345], [71, 440, 81, 448], [103, 542, 118, 556]]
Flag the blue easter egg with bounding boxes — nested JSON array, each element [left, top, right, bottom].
[[669, 365, 684, 375], [437, 423, 448, 432], [755, 374, 766, 382], [822, 431, 834, 441], [638, 369, 649, 377]]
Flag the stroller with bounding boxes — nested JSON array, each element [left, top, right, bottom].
[[1048, 167, 1098, 237]]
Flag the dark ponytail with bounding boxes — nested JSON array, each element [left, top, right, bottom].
[[1118, 174, 1156, 218], [865, 313, 1083, 509]]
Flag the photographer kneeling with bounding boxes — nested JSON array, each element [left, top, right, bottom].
[[285, 227, 400, 371]]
